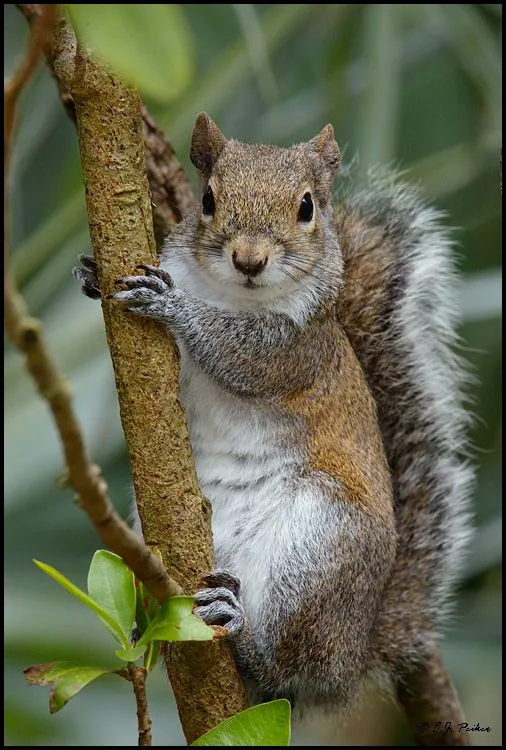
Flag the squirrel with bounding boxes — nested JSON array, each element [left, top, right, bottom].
[[74, 113, 473, 736]]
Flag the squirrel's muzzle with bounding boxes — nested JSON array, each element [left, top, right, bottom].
[[231, 251, 268, 277], [229, 237, 270, 278]]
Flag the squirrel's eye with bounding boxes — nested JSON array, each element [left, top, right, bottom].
[[202, 186, 215, 216], [298, 192, 313, 223]]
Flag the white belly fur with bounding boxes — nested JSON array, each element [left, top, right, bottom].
[[178, 344, 304, 626]]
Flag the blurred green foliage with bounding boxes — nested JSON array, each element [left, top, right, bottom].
[[66, 4, 195, 103], [4, 4, 501, 747]]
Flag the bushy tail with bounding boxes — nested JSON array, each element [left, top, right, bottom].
[[335, 168, 474, 669]]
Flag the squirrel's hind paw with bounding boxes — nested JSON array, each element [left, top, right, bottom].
[[194, 572, 245, 637]]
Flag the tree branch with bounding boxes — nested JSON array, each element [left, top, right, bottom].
[[13, 5, 248, 744], [126, 664, 153, 747]]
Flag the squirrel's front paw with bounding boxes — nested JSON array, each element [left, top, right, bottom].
[[72, 254, 101, 299], [111, 264, 175, 318], [194, 569, 246, 637]]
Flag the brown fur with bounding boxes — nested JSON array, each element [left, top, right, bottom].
[[336, 208, 399, 336], [283, 320, 393, 521]]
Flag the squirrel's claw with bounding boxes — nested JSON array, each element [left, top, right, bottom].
[[73, 257, 101, 299], [194, 585, 245, 638], [201, 569, 241, 598], [78, 253, 98, 272], [136, 264, 174, 287], [72, 256, 174, 303], [194, 570, 245, 637], [114, 274, 164, 292]]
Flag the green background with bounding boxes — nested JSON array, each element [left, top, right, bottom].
[[4, 4, 501, 746]]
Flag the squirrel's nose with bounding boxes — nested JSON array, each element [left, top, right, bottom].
[[232, 252, 268, 278]]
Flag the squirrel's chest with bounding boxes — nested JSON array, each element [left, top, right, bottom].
[[177, 344, 299, 560]]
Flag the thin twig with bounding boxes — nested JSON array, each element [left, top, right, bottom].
[[126, 664, 153, 747], [3, 7, 182, 603], [4, 4, 54, 281]]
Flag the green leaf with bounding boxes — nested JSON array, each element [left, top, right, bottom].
[[33, 560, 127, 647], [134, 548, 164, 645], [134, 582, 150, 638], [138, 596, 214, 645], [135, 575, 159, 636], [66, 4, 195, 103], [114, 644, 147, 663], [143, 640, 161, 673], [191, 700, 291, 746], [87, 550, 136, 646], [24, 662, 112, 714]]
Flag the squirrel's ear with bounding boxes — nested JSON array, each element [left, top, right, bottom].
[[190, 112, 227, 178], [308, 124, 341, 173]]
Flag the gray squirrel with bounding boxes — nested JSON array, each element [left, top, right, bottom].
[[74, 113, 473, 736]]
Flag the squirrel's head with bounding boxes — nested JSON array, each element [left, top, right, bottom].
[[189, 112, 341, 300]]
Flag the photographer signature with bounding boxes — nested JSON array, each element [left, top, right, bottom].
[[417, 721, 492, 736]]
